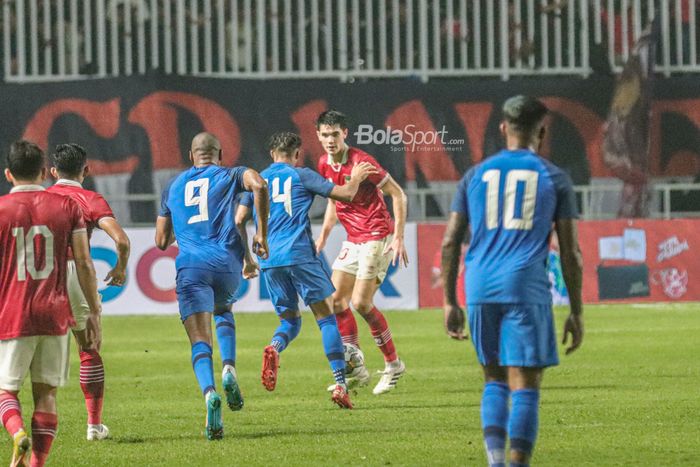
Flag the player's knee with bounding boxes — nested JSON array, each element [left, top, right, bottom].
[[284, 317, 302, 340], [332, 296, 348, 313], [350, 299, 373, 315]]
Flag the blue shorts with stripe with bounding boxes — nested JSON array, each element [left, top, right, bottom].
[[262, 258, 335, 315], [176, 268, 240, 322], [468, 303, 559, 368]]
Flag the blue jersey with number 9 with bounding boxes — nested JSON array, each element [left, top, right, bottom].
[[241, 162, 334, 269], [451, 149, 578, 304], [160, 165, 248, 272]]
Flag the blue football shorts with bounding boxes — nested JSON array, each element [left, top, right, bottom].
[[176, 268, 241, 322], [262, 258, 336, 315], [468, 303, 559, 368]]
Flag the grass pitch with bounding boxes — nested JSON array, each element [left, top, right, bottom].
[[2, 304, 699, 466]]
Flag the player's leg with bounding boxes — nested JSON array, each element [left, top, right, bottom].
[[212, 272, 243, 411], [295, 260, 352, 409], [501, 304, 559, 466], [0, 337, 35, 467], [330, 242, 360, 347], [28, 333, 71, 467], [67, 261, 108, 440], [469, 304, 510, 467], [177, 269, 222, 440], [261, 267, 302, 391]]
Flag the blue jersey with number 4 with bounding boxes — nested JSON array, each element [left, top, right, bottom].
[[160, 165, 248, 272], [451, 149, 578, 304], [241, 162, 334, 269]]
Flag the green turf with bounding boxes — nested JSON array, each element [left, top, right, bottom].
[[2, 304, 699, 466]]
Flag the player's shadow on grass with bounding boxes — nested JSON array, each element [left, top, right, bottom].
[[545, 384, 618, 390], [235, 426, 395, 440], [114, 434, 203, 444]]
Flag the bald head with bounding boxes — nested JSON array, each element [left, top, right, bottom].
[[189, 132, 222, 167]]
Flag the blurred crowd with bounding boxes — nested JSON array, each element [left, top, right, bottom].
[[1, 0, 698, 79]]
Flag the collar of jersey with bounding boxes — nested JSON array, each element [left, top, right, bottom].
[[10, 184, 45, 193], [56, 179, 82, 187], [327, 147, 349, 172]]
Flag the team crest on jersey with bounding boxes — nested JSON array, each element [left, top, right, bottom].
[[344, 175, 351, 182]]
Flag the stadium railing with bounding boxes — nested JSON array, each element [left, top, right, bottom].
[[98, 182, 700, 227], [1, 0, 698, 83]]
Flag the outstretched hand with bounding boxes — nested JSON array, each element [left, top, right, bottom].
[[350, 161, 379, 182], [242, 257, 260, 279], [383, 236, 409, 267]]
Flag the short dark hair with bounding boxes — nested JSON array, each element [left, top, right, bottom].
[[502, 95, 549, 134], [316, 110, 348, 130], [7, 140, 45, 180], [267, 132, 302, 154], [51, 143, 87, 177]]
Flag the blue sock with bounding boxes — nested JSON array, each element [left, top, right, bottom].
[[481, 382, 510, 467], [509, 389, 540, 462], [270, 317, 301, 353], [191, 341, 215, 395], [214, 311, 236, 368], [316, 315, 345, 385]]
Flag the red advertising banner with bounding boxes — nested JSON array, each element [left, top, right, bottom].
[[579, 219, 699, 302], [419, 219, 700, 307]]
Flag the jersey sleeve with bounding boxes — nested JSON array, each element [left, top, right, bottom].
[[450, 170, 471, 220], [230, 166, 248, 188], [362, 154, 389, 187], [90, 193, 115, 225], [552, 170, 579, 220], [159, 180, 172, 217], [297, 167, 335, 197], [239, 191, 254, 208], [67, 198, 87, 233]]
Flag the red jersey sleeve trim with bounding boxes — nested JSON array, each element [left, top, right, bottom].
[[376, 173, 391, 189], [72, 228, 87, 234]]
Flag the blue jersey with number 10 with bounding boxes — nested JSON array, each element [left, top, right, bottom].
[[241, 162, 334, 269], [160, 165, 248, 273], [451, 149, 578, 305]]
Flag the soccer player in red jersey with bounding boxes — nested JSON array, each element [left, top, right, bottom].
[[46, 143, 131, 441], [315, 110, 410, 395], [0, 141, 101, 467]]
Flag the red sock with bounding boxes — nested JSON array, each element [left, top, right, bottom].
[[30, 412, 57, 467], [0, 393, 23, 436], [363, 306, 398, 362], [79, 350, 105, 425], [336, 307, 359, 347]]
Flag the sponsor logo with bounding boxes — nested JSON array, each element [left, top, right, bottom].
[[656, 236, 689, 262], [353, 124, 464, 152], [651, 268, 688, 299], [628, 281, 650, 295]]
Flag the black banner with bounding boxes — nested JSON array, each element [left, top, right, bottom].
[[1, 73, 699, 219]]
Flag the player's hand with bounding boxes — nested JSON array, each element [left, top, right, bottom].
[[350, 161, 379, 182], [242, 257, 260, 279], [315, 236, 327, 255], [383, 236, 409, 267], [562, 313, 584, 355], [105, 266, 126, 287], [86, 312, 102, 351], [252, 233, 269, 260], [444, 304, 467, 340]]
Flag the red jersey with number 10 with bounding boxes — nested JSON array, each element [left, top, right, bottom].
[[0, 186, 85, 339], [317, 147, 394, 243]]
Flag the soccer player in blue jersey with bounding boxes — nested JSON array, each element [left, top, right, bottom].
[[236, 132, 378, 409], [441, 96, 584, 467], [155, 132, 269, 440]]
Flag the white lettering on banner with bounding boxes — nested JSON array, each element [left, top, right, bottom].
[[89, 224, 419, 315], [656, 236, 689, 263]]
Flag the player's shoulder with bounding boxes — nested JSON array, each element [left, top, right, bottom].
[[348, 147, 378, 164]]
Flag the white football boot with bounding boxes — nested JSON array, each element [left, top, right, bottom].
[[372, 359, 406, 395], [86, 424, 110, 441]]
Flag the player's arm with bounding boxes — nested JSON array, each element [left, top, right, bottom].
[[380, 176, 409, 267], [155, 216, 175, 250], [441, 212, 469, 340], [315, 198, 337, 254], [98, 217, 130, 286], [242, 168, 269, 259], [234, 202, 260, 279], [556, 218, 584, 354], [327, 162, 379, 202], [72, 229, 102, 349]]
